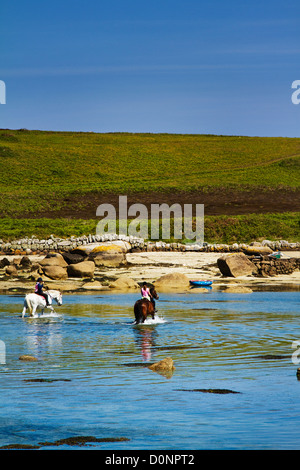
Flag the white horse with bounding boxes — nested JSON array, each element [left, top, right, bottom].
[[22, 290, 63, 318]]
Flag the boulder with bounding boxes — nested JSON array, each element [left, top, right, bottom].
[[82, 280, 105, 290], [243, 245, 273, 256], [39, 253, 68, 268], [67, 261, 95, 278], [19, 256, 32, 269], [109, 276, 139, 290], [224, 286, 253, 294], [62, 252, 86, 265], [217, 253, 256, 278], [42, 265, 68, 280], [0, 257, 10, 269], [72, 241, 131, 256], [89, 251, 127, 267], [189, 287, 210, 293], [148, 357, 176, 372], [19, 355, 38, 362], [154, 273, 190, 289], [5, 265, 18, 277]]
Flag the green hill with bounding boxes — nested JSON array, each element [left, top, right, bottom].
[[1, 129, 299, 242]]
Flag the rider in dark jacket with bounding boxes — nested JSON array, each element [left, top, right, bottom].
[[35, 277, 49, 305]]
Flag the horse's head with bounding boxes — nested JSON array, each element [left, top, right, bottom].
[[49, 290, 63, 306], [150, 287, 159, 300], [56, 291, 63, 306]]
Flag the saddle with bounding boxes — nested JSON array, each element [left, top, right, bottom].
[[35, 292, 50, 304]]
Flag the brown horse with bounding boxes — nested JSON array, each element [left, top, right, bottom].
[[134, 287, 159, 324]]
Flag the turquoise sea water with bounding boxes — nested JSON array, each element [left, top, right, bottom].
[[0, 289, 300, 450]]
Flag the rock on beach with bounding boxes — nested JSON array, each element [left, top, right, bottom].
[[217, 253, 257, 278], [89, 251, 127, 267], [154, 273, 190, 289], [5, 265, 18, 277], [39, 253, 68, 268], [42, 265, 68, 280], [109, 276, 139, 290], [67, 261, 95, 278]]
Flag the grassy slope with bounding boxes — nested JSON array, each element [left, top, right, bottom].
[[1, 213, 299, 244], [1, 129, 299, 242]]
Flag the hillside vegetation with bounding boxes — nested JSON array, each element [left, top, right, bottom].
[[0, 129, 299, 242]]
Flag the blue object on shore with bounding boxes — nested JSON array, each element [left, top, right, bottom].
[[189, 280, 213, 287]]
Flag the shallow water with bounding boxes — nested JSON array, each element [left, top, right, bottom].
[[0, 290, 300, 450]]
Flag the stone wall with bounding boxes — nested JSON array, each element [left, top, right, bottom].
[[0, 234, 299, 255], [250, 256, 300, 277]]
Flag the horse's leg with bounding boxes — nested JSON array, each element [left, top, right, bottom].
[[146, 302, 155, 320], [150, 305, 155, 320], [142, 305, 148, 323], [138, 308, 145, 324], [32, 305, 38, 317], [134, 303, 139, 324], [22, 301, 27, 318], [26, 297, 33, 317]]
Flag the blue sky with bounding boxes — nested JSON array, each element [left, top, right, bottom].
[[1, 0, 300, 136]]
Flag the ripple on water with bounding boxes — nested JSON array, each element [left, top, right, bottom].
[[0, 290, 300, 449]]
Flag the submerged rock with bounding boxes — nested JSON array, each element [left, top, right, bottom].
[[0, 435, 130, 450], [0, 443, 41, 450], [39, 435, 130, 447], [19, 355, 38, 361], [178, 388, 241, 394], [148, 357, 175, 372], [224, 286, 253, 294]]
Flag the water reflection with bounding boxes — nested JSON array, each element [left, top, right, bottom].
[[24, 319, 63, 359], [133, 326, 157, 362], [1, 291, 300, 450]]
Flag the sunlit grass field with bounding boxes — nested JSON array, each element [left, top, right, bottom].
[[1, 129, 299, 241], [0, 212, 299, 244]]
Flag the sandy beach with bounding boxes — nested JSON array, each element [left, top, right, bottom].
[[1, 251, 299, 294]]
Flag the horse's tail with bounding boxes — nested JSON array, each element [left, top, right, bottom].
[[134, 301, 142, 324], [134, 300, 147, 324]]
